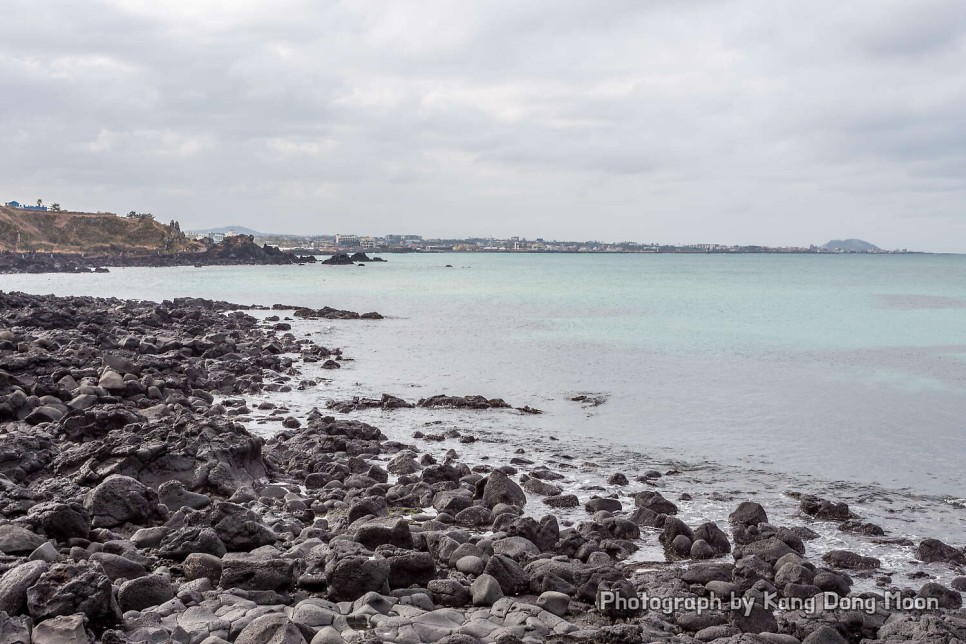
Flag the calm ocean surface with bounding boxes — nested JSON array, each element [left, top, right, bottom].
[[5, 253, 966, 501]]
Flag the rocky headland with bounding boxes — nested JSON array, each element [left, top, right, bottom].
[[0, 290, 964, 644], [0, 236, 316, 274]]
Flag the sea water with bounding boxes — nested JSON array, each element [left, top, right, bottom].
[[5, 252, 966, 573]]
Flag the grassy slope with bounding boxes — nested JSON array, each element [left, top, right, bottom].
[[0, 207, 200, 253]]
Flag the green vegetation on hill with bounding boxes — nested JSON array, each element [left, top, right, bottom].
[[0, 206, 200, 253]]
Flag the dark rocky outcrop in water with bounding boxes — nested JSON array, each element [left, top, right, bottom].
[[413, 394, 542, 415], [320, 252, 387, 265], [0, 290, 963, 643], [196, 234, 315, 265], [326, 393, 415, 413], [320, 253, 354, 265], [325, 394, 541, 415], [417, 394, 512, 410], [349, 252, 386, 263], [293, 306, 384, 320]]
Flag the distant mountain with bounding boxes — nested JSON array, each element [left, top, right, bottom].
[[190, 225, 270, 236], [821, 239, 881, 252]]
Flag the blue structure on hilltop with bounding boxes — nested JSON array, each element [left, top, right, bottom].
[[4, 200, 48, 211]]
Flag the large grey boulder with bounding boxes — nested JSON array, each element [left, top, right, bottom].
[[26, 563, 117, 626], [84, 475, 167, 528], [821, 550, 880, 570], [235, 613, 307, 644], [693, 522, 731, 555], [0, 525, 45, 555], [290, 599, 338, 629], [454, 506, 493, 527], [471, 574, 503, 606], [102, 354, 139, 375], [916, 538, 966, 564], [522, 478, 562, 496], [735, 537, 798, 565], [0, 560, 49, 615], [428, 579, 471, 608], [802, 625, 848, 644], [67, 394, 98, 411], [183, 552, 223, 584], [117, 575, 176, 612], [0, 610, 31, 644], [324, 555, 389, 601], [492, 536, 539, 561], [917, 581, 963, 609], [381, 547, 436, 589], [633, 491, 677, 515], [97, 370, 125, 392], [456, 556, 485, 576], [432, 490, 473, 514], [584, 497, 622, 513], [158, 526, 227, 560], [481, 471, 526, 509], [729, 501, 768, 527], [800, 495, 851, 520], [208, 502, 277, 551], [25, 502, 91, 541], [130, 526, 168, 549], [31, 614, 93, 644], [354, 518, 413, 550], [482, 554, 529, 595], [88, 552, 147, 581], [731, 601, 778, 634], [25, 406, 65, 425], [537, 591, 570, 617], [310, 627, 345, 644], [158, 480, 212, 511], [813, 570, 852, 596], [220, 553, 296, 592]]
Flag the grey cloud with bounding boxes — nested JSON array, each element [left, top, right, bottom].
[[1, 0, 965, 249]]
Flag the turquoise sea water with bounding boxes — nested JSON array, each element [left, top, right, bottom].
[[4, 253, 966, 499]]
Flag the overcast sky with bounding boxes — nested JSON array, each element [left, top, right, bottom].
[[2, 1, 965, 250]]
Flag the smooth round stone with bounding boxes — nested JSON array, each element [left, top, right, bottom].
[[456, 555, 485, 575], [536, 590, 570, 617]]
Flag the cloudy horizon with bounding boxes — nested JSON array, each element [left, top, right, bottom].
[[2, 1, 965, 251]]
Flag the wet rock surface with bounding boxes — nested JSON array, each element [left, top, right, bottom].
[[0, 290, 963, 643]]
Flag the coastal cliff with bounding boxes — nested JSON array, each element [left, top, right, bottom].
[[0, 206, 198, 254], [0, 205, 316, 273]]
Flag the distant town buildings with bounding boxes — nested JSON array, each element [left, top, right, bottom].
[[191, 227, 905, 256], [189, 229, 242, 243], [4, 200, 48, 212], [335, 234, 359, 246]]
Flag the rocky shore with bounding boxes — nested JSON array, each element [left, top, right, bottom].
[[0, 236, 315, 274], [1, 291, 964, 644]]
